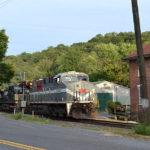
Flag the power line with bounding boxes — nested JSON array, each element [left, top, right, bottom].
[[0, 0, 11, 4], [0, 0, 12, 8]]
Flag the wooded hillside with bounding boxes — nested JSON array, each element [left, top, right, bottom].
[[4, 32, 150, 87]]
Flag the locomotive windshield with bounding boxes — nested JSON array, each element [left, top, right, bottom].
[[8, 86, 22, 94], [13, 86, 22, 93], [62, 76, 88, 82], [78, 76, 88, 81]]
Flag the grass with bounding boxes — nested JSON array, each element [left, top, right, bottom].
[[61, 124, 132, 136], [60, 124, 150, 140], [9, 112, 23, 120], [9, 113, 53, 124], [22, 116, 53, 124], [8, 113, 150, 140], [133, 124, 150, 136]]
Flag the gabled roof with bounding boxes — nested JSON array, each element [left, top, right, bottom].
[[54, 71, 88, 78], [92, 80, 129, 89], [125, 43, 150, 60]]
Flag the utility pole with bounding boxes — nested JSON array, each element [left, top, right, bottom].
[[131, 0, 149, 108], [23, 72, 26, 81]]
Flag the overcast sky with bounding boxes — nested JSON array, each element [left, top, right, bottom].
[[0, 0, 150, 56]]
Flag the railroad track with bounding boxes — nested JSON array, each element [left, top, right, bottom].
[[75, 119, 138, 129], [53, 117, 138, 129]]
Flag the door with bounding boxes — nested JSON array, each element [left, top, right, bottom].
[[97, 93, 113, 111]]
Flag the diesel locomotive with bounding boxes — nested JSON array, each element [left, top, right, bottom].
[[0, 71, 98, 118]]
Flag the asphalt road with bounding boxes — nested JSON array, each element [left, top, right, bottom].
[[0, 114, 150, 150]]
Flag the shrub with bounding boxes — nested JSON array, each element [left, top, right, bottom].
[[10, 113, 23, 120], [107, 101, 115, 114], [133, 124, 150, 136], [107, 101, 121, 114], [9, 114, 53, 124], [23, 116, 52, 124]]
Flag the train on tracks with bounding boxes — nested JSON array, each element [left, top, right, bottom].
[[0, 71, 98, 118]]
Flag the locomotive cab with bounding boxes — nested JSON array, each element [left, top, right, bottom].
[[55, 72, 96, 102]]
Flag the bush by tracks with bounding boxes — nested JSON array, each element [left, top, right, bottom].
[[133, 124, 150, 136], [9, 113, 23, 120], [107, 101, 121, 114]]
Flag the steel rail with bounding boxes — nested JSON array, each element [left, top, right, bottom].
[[52, 117, 138, 129]]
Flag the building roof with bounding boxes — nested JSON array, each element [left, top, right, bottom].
[[54, 71, 88, 78], [92, 80, 129, 89], [124, 43, 150, 60]]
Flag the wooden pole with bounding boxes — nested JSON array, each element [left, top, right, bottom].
[[22, 108, 24, 116], [131, 0, 148, 106], [14, 108, 16, 115], [32, 110, 35, 117]]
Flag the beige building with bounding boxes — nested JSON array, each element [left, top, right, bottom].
[[93, 81, 130, 111]]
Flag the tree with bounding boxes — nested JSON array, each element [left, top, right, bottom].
[[4, 31, 150, 87], [56, 48, 83, 72], [0, 30, 14, 86], [0, 63, 14, 85], [0, 30, 8, 61]]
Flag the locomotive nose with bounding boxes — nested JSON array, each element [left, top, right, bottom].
[[64, 81, 96, 102]]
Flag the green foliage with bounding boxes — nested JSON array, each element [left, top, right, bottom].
[[9, 114, 52, 124], [10, 113, 23, 120], [0, 30, 8, 61], [0, 30, 14, 86], [4, 31, 150, 87], [23, 116, 52, 124], [133, 124, 150, 136], [57, 48, 82, 72], [0, 63, 14, 85], [88, 32, 150, 45], [107, 101, 121, 114]]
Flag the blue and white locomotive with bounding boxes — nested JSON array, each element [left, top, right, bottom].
[[26, 71, 97, 118], [0, 71, 97, 118]]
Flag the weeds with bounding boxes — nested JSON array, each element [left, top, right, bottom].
[[9, 113, 23, 120], [133, 124, 150, 136], [9, 113, 52, 124]]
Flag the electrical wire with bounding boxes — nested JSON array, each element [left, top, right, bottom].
[[0, 0, 12, 8], [0, 0, 11, 4]]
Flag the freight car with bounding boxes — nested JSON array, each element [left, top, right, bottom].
[[0, 86, 22, 111], [0, 71, 98, 118]]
